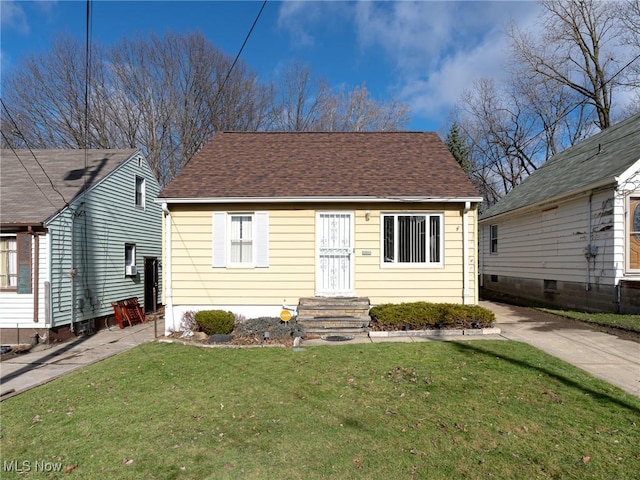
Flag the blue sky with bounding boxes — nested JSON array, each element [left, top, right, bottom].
[[1, 1, 542, 132]]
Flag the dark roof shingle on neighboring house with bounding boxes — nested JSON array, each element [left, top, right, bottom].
[[481, 113, 640, 220], [158, 132, 480, 200], [1, 149, 138, 225]]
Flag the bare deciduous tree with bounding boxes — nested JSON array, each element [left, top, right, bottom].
[[271, 61, 409, 132], [2, 38, 410, 185], [451, 0, 639, 207], [509, 0, 632, 130], [1, 32, 275, 185]]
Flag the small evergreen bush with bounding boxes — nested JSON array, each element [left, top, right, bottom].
[[194, 310, 235, 335], [370, 302, 495, 331]]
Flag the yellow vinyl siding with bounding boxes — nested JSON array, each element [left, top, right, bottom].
[[353, 206, 476, 304], [169, 205, 316, 305], [167, 202, 478, 307]]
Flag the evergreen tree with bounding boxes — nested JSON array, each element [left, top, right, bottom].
[[446, 122, 473, 175]]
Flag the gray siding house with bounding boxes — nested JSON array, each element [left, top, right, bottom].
[[479, 113, 640, 313], [0, 149, 162, 344]]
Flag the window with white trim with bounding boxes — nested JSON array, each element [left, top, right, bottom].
[[0, 236, 17, 289], [213, 212, 269, 268], [490, 224, 498, 254], [135, 175, 145, 209], [382, 213, 443, 266], [125, 243, 137, 275]]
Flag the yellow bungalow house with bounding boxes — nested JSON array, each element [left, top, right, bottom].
[[157, 132, 482, 334]]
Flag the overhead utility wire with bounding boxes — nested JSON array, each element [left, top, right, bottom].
[[83, 0, 92, 191], [212, 0, 268, 115], [0, 131, 59, 209], [1, 98, 69, 206], [179, 0, 267, 170]]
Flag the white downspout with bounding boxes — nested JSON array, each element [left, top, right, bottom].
[[70, 210, 76, 333], [463, 201, 471, 304], [162, 203, 174, 333]]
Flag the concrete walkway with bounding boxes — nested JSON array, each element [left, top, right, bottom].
[[1, 301, 639, 399], [0, 318, 164, 400]]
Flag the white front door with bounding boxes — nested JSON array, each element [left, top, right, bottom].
[[317, 212, 354, 296]]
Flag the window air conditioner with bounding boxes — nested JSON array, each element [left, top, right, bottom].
[[125, 265, 138, 276]]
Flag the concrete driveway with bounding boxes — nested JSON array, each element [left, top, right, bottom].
[[481, 300, 640, 397]]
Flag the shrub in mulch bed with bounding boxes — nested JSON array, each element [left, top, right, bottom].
[[232, 317, 305, 344], [369, 302, 495, 331]]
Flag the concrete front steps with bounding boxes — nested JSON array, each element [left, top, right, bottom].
[[297, 297, 371, 334]]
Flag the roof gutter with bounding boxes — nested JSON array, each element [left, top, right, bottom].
[[156, 196, 484, 205]]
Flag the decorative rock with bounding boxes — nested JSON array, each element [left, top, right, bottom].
[[192, 332, 209, 341], [207, 334, 233, 343]]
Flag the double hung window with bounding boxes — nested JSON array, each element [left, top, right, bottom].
[[212, 212, 269, 268], [229, 215, 253, 265], [490, 224, 498, 254], [135, 176, 145, 209], [0, 236, 17, 289]]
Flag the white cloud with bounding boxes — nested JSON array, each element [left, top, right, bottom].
[[353, 1, 541, 119], [1, 0, 30, 34], [399, 36, 511, 123], [276, 1, 542, 127], [277, 1, 352, 48]]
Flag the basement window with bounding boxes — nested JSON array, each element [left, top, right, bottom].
[[544, 279, 557, 293]]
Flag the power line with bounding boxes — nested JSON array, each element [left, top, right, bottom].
[[181, 0, 267, 169], [0, 130, 60, 210], [213, 0, 268, 115], [1, 98, 69, 206], [83, 0, 92, 192]]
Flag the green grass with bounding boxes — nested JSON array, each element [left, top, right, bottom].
[[1, 341, 639, 479], [540, 309, 640, 334]]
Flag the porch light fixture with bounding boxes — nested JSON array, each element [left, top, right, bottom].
[[365, 211, 371, 221]]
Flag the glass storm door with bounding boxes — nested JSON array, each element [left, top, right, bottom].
[[317, 212, 354, 296]]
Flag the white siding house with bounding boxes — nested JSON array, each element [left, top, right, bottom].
[[479, 113, 640, 313], [0, 149, 163, 344]]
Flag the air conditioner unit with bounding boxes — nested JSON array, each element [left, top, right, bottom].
[[125, 265, 138, 276]]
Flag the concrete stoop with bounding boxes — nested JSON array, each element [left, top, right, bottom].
[[297, 297, 371, 334]]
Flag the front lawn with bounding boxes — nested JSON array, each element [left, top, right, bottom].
[[1, 341, 638, 479]]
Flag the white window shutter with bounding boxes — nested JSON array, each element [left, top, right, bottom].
[[212, 212, 227, 267], [255, 212, 269, 268]]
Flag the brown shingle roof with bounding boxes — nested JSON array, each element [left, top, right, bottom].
[[158, 132, 480, 200], [1, 149, 138, 225]]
